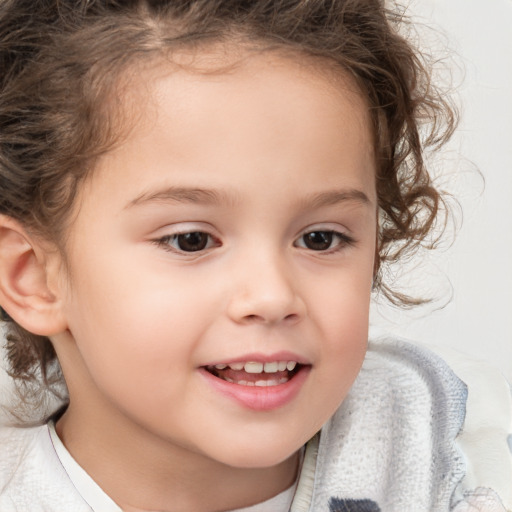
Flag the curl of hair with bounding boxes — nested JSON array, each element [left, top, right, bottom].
[[0, 0, 456, 399]]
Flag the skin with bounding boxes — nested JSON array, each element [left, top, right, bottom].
[[40, 52, 376, 511]]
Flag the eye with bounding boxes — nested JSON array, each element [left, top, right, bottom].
[[295, 230, 353, 252], [155, 231, 217, 253]]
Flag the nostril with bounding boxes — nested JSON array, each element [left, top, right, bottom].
[[242, 312, 299, 324], [229, 291, 306, 325]]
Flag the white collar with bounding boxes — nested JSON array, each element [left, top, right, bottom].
[[48, 420, 122, 512]]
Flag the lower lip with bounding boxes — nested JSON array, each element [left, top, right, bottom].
[[199, 366, 311, 411]]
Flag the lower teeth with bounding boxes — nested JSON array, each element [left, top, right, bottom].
[[223, 377, 289, 386]]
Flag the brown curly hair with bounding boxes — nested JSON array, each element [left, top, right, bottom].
[[0, 0, 456, 395]]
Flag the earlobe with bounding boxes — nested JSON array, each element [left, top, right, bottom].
[[0, 215, 67, 336]]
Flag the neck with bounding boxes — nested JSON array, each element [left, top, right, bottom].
[[56, 403, 300, 512]]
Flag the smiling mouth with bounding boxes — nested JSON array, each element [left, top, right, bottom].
[[204, 360, 303, 387]]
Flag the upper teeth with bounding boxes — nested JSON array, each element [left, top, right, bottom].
[[214, 361, 297, 373]]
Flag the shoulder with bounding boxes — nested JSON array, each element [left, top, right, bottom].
[[0, 423, 91, 512], [368, 338, 512, 511], [0, 423, 48, 481], [308, 337, 511, 512], [423, 343, 512, 511]]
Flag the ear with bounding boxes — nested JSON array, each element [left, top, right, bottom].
[[0, 215, 67, 336]]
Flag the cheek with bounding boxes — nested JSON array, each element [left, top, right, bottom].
[[61, 253, 227, 412], [313, 270, 372, 384], [294, 289, 369, 439], [63, 267, 174, 381], [62, 277, 200, 427], [318, 261, 372, 329]]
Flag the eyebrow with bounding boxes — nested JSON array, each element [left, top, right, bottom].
[[299, 189, 372, 210], [125, 186, 372, 210], [126, 186, 236, 209]]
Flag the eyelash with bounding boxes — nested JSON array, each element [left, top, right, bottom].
[[294, 230, 355, 253], [152, 232, 220, 253], [152, 229, 354, 255]]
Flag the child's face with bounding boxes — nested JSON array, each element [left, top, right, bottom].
[[54, 52, 377, 469]]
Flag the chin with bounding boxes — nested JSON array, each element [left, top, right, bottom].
[[208, 440, 302, 469]]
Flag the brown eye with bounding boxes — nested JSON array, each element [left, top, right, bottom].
[[295, 230, 353, 252], [153, 229, 220, 254], [175, 232, 210, 252], [302, 231, 334, 251]]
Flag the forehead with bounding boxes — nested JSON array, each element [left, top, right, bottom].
[[82, 48, 376, 208]]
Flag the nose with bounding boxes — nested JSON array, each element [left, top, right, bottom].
[[226, 250, 306, 326]]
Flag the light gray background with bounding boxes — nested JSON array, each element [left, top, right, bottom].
[[371, 0, 512, 380]]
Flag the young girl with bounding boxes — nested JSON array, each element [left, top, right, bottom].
[[0, 1, 510, 511]]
